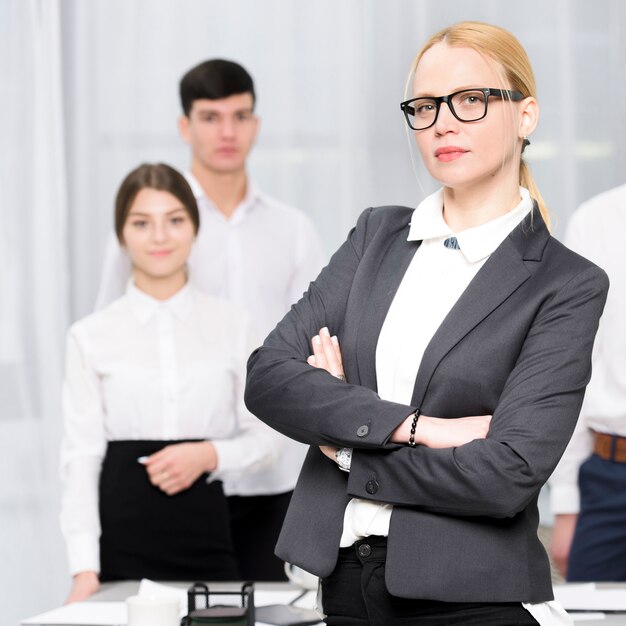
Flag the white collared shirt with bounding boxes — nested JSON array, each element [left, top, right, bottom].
[[60, 282, 283, 575], [550, 183, 626, 514], [339, 187, 533, 547], [94, 174, 326, 495]]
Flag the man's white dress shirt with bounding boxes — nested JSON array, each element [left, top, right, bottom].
[[550, 183, 626, 514], [60, 282, 282, 575], [339, 188, 570, 625], [94, 174, 326, 496]]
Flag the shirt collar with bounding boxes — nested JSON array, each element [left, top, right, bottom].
[[126, 280, 195, 324], [184, 171, 262, 220], [408, 187, 533, 263]]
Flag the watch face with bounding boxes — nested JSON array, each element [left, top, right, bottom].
[[336, 448, 352, 471]]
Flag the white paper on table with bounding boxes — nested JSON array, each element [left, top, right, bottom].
[[21, 583, 317, 625], [21, 601, 126, 625], [555, 583, 626, 611]]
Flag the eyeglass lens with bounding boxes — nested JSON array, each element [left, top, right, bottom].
[[408, 90, 488, 129]]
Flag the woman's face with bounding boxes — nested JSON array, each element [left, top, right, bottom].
[[122, 187, 195, 285], [411, 42, 525, 194]]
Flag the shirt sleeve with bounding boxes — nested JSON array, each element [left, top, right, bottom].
[[94, 233, 132, 310], [548, 206, 598, 515], [211, 312, 283, 480], [287, 213, 327, 306], [59, 325, 107, 575]]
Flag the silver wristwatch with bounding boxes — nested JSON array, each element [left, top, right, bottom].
[[335, 447, 353, 472]]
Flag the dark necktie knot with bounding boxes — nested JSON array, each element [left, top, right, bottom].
[[443, 236, 460, 250]]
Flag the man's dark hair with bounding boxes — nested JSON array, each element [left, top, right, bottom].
[[179, 59, 256, 116]]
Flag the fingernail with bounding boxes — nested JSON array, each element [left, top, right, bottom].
[[313, 335, 321, 345], [321, 327, 330, 337], [331, 335, 339, 345]]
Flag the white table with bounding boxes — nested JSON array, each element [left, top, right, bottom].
[[23, 580, 626, 625], [23, 580, 322, 626]]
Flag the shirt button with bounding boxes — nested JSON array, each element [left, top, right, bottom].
[[357, 543, 372, 558], [356, 425, 369, 437], [366, 479, 379, 494]]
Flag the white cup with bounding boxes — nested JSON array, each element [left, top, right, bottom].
[[126, 594, 180, 626]]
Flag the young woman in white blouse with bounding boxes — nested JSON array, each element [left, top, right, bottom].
[[61, 163, 280, 603]]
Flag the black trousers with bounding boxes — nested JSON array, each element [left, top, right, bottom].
[[321, 537, 540, 626], [227, 490, 292, 581]]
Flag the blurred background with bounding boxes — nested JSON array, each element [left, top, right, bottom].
[[1, 0, 625, 622]]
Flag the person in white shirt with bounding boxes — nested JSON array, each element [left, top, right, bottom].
[[550, 183, 626, 581], [61, 163, 281, 603], [245, 21, 608, 625], [94, 59, 324, 582]]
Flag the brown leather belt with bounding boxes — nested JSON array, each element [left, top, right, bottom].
[[593, 431, 626, 463]]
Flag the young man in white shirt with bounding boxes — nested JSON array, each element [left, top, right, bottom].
[[95, 59, 325, 580], [550, 183, 626, 581]]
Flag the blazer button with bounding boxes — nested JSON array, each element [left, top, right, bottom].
[[366, 479, 379, 494], [356, 425, 369, 437]]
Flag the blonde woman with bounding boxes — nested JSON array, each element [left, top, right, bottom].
[[245, 22, 608, 625]]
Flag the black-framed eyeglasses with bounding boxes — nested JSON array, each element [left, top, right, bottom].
[[400, 88, 525, 131]]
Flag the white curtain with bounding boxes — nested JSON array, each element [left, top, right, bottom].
[[61, 0, 626, 319], [0, 0, 69, 623], [2, 0, 626, 622]]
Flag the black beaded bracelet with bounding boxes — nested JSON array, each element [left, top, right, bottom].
[[408, 409, 421, 447]]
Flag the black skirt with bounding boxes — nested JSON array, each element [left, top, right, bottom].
[[99, 440, 239, 582]]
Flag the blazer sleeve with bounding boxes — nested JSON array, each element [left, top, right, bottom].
[[346, 264, 609, 518], [245, 207, 415, 449]]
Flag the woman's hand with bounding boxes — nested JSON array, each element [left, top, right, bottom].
[[65, 571, 100, 604], [319, 445, 339, 461], [550, 513, 578, 578], [308, 327, 344, 462], [144, 441, 217, 496], [391, 413, 492, 448], [307, 327, 345, 380]]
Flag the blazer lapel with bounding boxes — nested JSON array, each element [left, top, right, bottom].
[[354, 223, 420, 391], [410, 211, 550, 406]]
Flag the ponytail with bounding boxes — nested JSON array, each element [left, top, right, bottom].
[[520, 159, 551, 232]]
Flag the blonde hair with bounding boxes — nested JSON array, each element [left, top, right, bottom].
[[408, 21, 550, 230]]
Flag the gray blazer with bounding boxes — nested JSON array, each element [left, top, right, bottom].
[[245, 205, 609, 603]]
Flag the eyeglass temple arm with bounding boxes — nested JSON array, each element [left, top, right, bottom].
[[489, 88, 525, 101]]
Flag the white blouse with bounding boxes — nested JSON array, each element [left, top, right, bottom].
[[94, 175, 326, 497], [60, 281, 282, 575]]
